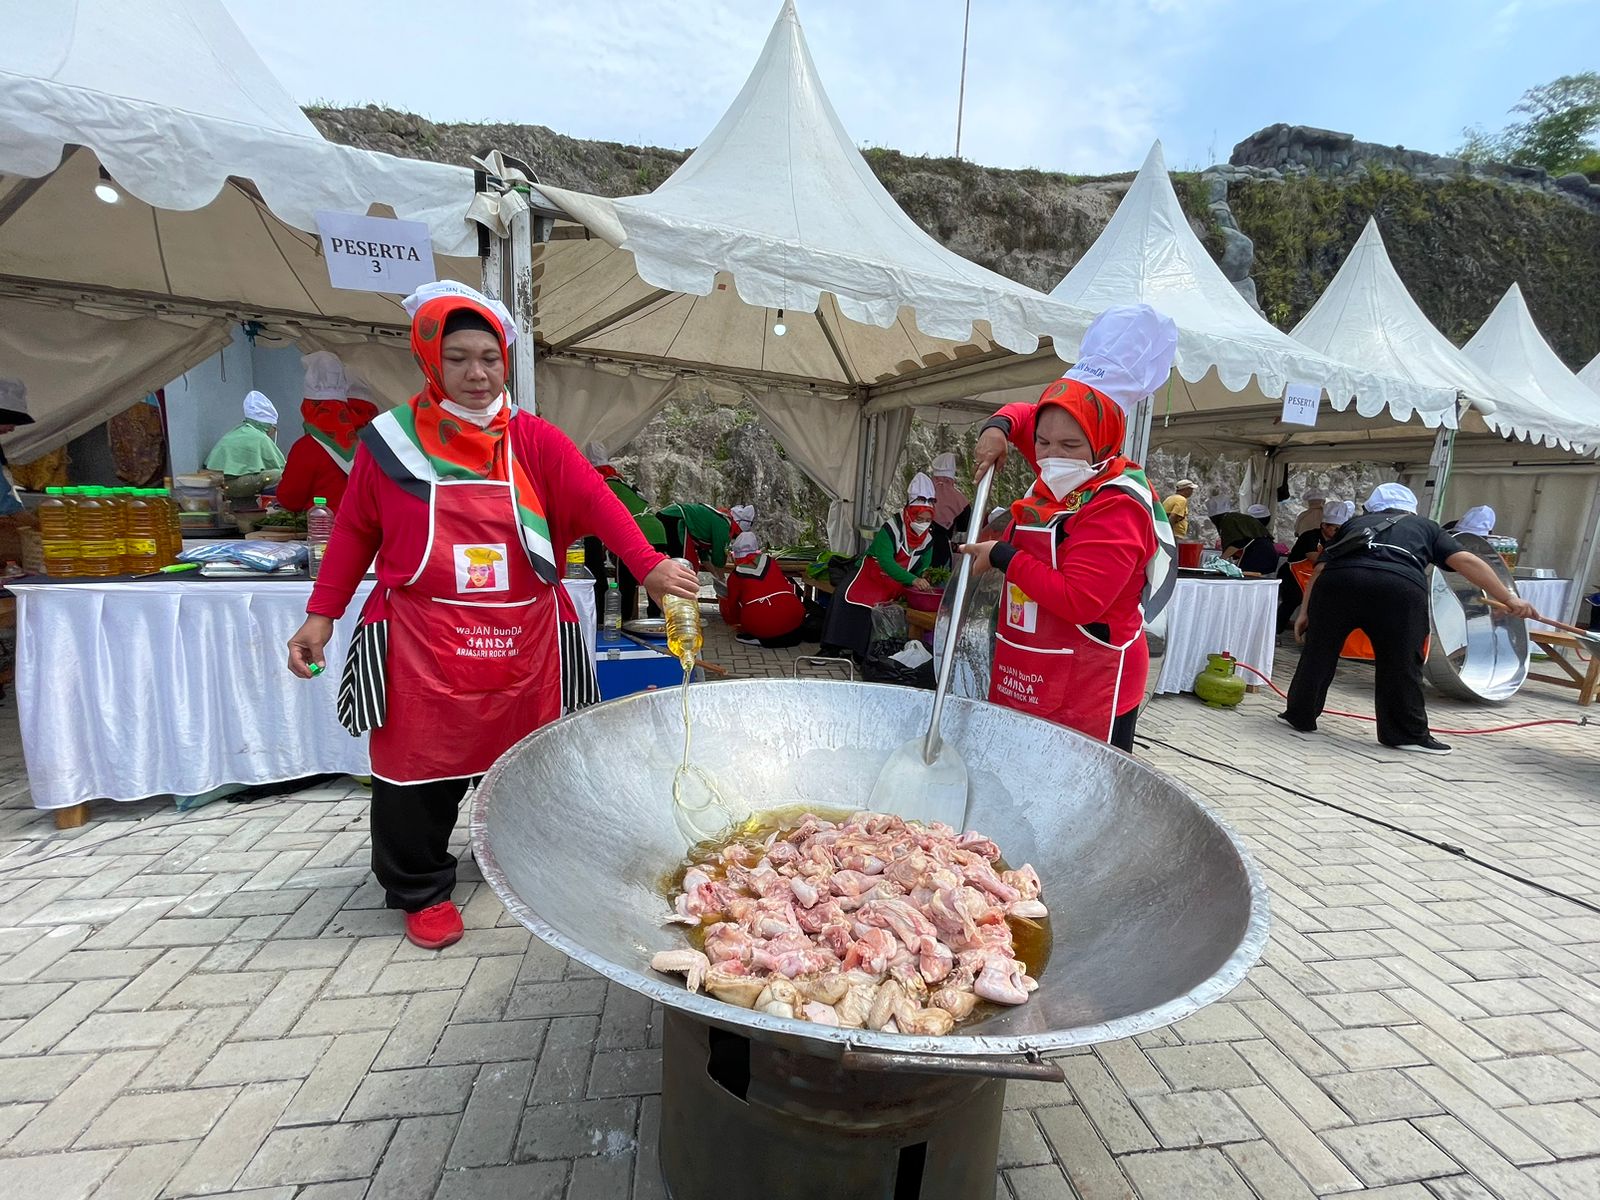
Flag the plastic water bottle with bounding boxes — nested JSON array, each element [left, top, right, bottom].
[[604, 579, 623, 632], [39, 488, 78, 577], [662, 558, 703, 668], [306, 498, 334, 579]]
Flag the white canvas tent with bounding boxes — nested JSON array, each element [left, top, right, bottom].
[[1582, 352, 1600, 394], [0, 0, 481, 460], [521, 0, 1101, 547], [1463, 284, 1600, 454], [954, 142, 1460, 500]]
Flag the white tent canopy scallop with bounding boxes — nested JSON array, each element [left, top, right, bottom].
[[1463, 284, 1600, 454]]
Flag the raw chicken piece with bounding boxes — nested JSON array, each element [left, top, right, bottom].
[[1001, 863, 1042, 900], [835, 971, 880, 1029], [868, 980, 907, 1031], [762, 1001, 796, 1019], [650, 949, 710, 993], [841, 928, 899, 977], [973, 953, 1032, 1005], [930, 986, 980, 1020], [1009, 899, 1049, 920], [896, 1005, 955, 1036], [802, 1001, 841, 1025], [756, 978, 803, 1011], [705, 964, 766, 1008], [790, 876, 822, 909], [703, 922, 756, 966], [801, 973, 850, 1006], [955, 831, 1001, 860]]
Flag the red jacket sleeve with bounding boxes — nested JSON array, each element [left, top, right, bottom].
[[275, 438, 323, 514], [991, 401, 1040, 472], [306, 448, 382, 619], [718, 576, 741, 627], [527, 417, 667, 585], [1002, 492, 1152, 626]]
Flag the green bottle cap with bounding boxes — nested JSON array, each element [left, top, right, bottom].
[[313, 497, 327, 506], [46, 487, 61, 495]]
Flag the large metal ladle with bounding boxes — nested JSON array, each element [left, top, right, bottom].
[[867, 465, 995, 829]]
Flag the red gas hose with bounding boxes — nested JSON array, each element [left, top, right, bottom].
[[1230, 659, 1590, 735]]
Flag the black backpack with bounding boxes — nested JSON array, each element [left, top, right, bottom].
[[1320, 513, 1406, 562]]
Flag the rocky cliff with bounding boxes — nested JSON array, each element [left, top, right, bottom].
[[310, 106, 1600, 543]]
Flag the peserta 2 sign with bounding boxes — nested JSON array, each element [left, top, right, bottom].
[[315, 211, 436, 295]]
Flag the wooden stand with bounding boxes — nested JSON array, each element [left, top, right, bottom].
[[1529, 631, 1600, 706], [53, 803, 90, 829]]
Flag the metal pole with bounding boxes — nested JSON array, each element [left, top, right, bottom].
[[1566, 480, 1600, 626], [855, 413, 879, 555], [507, 206, 538, 414], [954, 0, 972, 159], [1423, 425, 1456, 522]]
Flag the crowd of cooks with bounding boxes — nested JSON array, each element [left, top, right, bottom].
[[262, 285, 1535, 951]]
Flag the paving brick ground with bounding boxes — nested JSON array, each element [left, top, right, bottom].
[[1, 618, 1598, 1198]]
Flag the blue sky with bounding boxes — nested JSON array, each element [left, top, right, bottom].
[[225, 0, 1597, 175]]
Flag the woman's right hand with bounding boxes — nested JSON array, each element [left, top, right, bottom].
[[910, 577, 934, 593], [288, 616, 335, 679], [973, 427, 1008, 482], [644, 557, 700, 604]]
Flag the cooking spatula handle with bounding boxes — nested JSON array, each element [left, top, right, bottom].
[[923, 466, 995, 765]]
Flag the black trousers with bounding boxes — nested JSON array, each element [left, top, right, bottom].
[[583, 535, 608, 611], [1284, 565, 1431, 745], [1110, 706, 1139, 753], [370, 776, 473, 912], [1275, 563, 1305, 633]]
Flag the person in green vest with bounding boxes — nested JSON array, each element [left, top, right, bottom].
[[657, 501, 753, 576], [585, 442, 669, 619], [205, 390, 286, 502]]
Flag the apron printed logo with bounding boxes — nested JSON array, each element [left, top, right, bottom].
[[452, 623, 524, 659], [457, 544, 508, 593], [1006, 584, 1038, 633]]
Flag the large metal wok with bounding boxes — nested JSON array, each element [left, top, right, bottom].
[[1425, 533, 1530, 702], [471, 678, 1268, 1061]]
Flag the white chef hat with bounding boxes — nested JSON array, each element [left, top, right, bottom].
[[585, 441, 609, 467], [1323, 500, 1355, 525], [731, 532, 760, 558], [1205, 496, 1233, 517], [906, 473, 936, 504], [1456, 505, 1496, 537], [1063, 303, 1180, 414], [730, 504, 756, 528], [301, 351, 348, 402], [1246, 503, 1271, 519], [243, 390, 278, 424], [1365, 483, 1418, 514], [931, 453, 958, 479], [1301, 489, 1326, 504], [401, 280, 517, 346], [1174, 478, 1195, 490], [345, 369, 376, 405]]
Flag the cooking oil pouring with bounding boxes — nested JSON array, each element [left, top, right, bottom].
[[662, 560, 733, 844]]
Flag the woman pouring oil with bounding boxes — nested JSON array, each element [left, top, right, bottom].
[[963, 305, 1180, 752], [286, 282, 698, 951]]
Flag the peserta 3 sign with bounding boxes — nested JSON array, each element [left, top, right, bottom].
[[315, 211, 436, 295]]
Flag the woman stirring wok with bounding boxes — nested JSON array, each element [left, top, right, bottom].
[[962, 305, 1179, 751], [286, 282, 698, 951]]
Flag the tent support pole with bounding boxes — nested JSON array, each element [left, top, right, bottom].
[[1123, 394, 1154, 465], [507, 206, 542, 414], [857, 413, 879, 555], [1566, 487, 1600, 626], [1422, 426, 1456, 521]]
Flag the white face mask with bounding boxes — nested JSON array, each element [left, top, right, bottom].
[[1037, 457, 1103, 501], [910, 518, 932, 535]]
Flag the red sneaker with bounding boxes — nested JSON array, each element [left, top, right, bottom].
[[404, 901, 464, 950]]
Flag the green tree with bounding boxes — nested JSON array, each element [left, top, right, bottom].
[[1459, 72, 1600, 175]]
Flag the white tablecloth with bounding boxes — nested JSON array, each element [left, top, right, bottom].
[[13, 577, 598, 810], [1515, 578, 1571, 621], [1154, 577, 1280, 696]]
